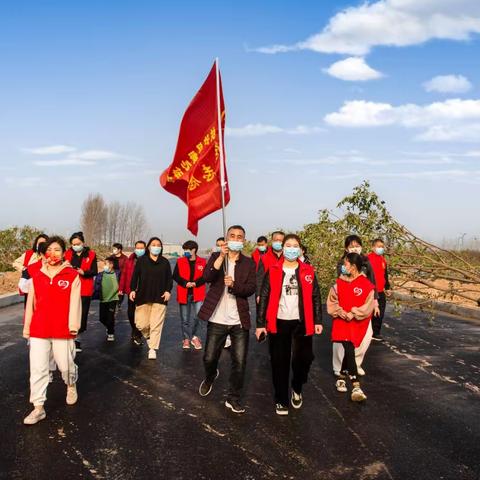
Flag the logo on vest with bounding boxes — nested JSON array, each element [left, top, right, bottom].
[[353, 287, 363, 296], [304, 274, 313, 284], [198, 265, 204, 271], [58, 280, 70, 290]]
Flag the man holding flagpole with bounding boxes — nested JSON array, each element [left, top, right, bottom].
[[197, 225, 256, 414], [160, 60, 256, 412]]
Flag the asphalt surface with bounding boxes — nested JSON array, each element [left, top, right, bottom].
[[0, 292, 479, 480]]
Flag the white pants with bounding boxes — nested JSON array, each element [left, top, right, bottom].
[[332, 321, 373, 375], [29, 337, 77, 406]]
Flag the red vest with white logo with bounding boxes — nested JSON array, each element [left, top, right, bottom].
[[331, 275, 374, 347], [266, 260, 316, 336], [367, 252, 387, 293], [28, 267, 79, 339], [65, 248, 96, 296], [176, 256, 206, 304]]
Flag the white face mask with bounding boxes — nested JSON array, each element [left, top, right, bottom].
[[348, 246, 362, 254]]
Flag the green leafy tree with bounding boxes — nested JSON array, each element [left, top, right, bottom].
[[0, 226, 44, 272]]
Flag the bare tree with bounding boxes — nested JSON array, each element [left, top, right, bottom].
[[80, 194, 149, 248], [107, 201, 122, 245], [80, 193, 108, 245]]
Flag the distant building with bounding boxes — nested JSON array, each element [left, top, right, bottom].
[[162, 243, 183, 257]]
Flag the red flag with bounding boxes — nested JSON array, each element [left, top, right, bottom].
[[160, 61, 229, 235]]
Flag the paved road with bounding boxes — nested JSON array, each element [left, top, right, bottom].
[[0, 294, 479, 480]]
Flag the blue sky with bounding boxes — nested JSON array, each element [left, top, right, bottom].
[[1, 0, 480, 248]]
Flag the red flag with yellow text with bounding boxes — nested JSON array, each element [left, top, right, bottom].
[[160, 62, 229, 235]]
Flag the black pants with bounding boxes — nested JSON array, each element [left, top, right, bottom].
[[127, 298, 142, 338], [338, 341, 358, 380], [99, 301, 118, 334], [203, 322, 249, 401], [118, 294, 125, 307], [79, 296, 92, 334], [268, 320, 314, 406], [372, 291, 387, 335]]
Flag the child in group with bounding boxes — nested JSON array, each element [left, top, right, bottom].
[[327, 252, 375, 402], [367, 238, 391, 341], [94, 256, 120, 341]]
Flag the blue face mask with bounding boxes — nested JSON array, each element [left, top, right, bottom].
[[341, 265, 351, 276], [258, 245, 267, 252], [134, 248, 145, 257], [228, 241, 243, 252], [272, 241, 283, 252], [375, 247, 385, 256], [103, 265, 111, 273], [283, 247, 300, 261], [213, 246, 221, 252], [150, 246, 162, 256], [72, 245, 84, 253], [184, 251, 192, 258]]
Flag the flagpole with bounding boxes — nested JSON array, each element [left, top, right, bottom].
[[215, 57, 228, 273]]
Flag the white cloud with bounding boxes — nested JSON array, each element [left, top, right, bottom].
[[416, 123, 480, 142], [324, 98, 480, 141], [22, 145, 76, 155], [4, 176, 44, 187], [325, 100, 395, 127], [324, 57, 384, 81], [226, 123, 325, 137], [34, 158, 96, 167], [257, 0, 480, 56], [423, 75, 472, 93], [74, 150, 121, 160]]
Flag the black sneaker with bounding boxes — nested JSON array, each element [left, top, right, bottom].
[[275, 403, 289, 416], [132, 335, 143, 346], [225, 399, 246, 414], [372, 334, 383, 341], [75, 341, 82, 353], [198, 370, 219, 397], [291, 390, 303, 409]]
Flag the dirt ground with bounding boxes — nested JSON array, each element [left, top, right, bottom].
[[0, 271, 21, 295], [396, 277, 480, 309]]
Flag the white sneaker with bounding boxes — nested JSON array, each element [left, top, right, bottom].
[[148, 348, 157, 360], [66, 384, 78, 405], [107, 334, 115, 342], [224, 336, 232, 349], [24, 407, 46, 425], [291, 391, 303, 409], [357, 366, 366, 376], [335, 378, 348, 393], [351, 385, 367, 402]]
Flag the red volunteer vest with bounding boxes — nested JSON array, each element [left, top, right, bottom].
[[261, 249, 283, 274], [265, 260, 316, 336], [176, 256, 206, 304], [65, 248, 96, 297], [18, 249, 37, 295], [23, 249, 35, 267], [28, 267, 80, 339], [367, 252, 387, 293], [252, 248, 268, 271], [331, 275, 374, 348]]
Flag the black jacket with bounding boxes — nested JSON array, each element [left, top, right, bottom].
[[130, 255, 173, 306], [257, 267, 323, 329], [198, 252, 256, 329]]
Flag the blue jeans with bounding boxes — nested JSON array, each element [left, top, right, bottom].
[[203, 322, 249, 401], [179, 296, 202, 340]]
